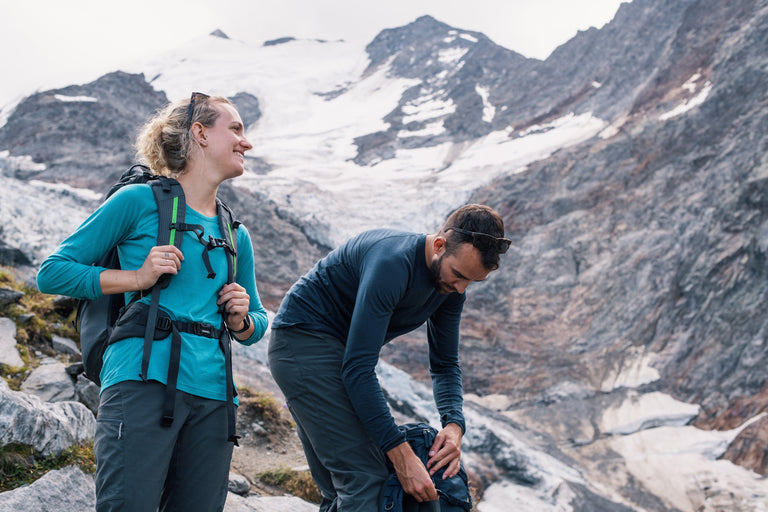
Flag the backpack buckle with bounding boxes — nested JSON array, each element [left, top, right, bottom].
[[194, 323, 216, 338], [206, 236, 228, 249], [156, 316, 172, 331]]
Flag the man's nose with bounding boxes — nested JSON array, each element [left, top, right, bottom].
[[453, 281, 469, 294]]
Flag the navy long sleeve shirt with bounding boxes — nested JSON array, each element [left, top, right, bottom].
[[272, 229, 466, 452]]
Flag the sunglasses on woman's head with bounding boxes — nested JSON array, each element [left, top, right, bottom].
[[186, 92, 210, 130]]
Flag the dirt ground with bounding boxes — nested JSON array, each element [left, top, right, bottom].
[[229, 390, 311, 497]]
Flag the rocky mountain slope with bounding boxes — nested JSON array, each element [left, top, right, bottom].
[[464, 0, 768, 445], [2, 0, 768, 509]]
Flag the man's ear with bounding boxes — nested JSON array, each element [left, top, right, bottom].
[[433, 235, 447, 255]]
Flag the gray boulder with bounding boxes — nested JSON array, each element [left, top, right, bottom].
[[21, 360, 76, 403], [228, 472, 251, 496], [74, 374, 100, 414], [0, 384, 95, 456], [0, 466, 95, 511], [223, 493, 318, 512], [0, 288, 24, 307], [0, 317, 23, 368], [51, 335, 80, 357]]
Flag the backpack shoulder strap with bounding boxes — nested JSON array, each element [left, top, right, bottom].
[[216, 197, 241, 444], [139, 177, 186, 382], [216, 198, 239, 284], [151, 177, 186, 257]]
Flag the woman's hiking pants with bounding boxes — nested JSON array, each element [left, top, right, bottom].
[[94, 380, 233, 512]]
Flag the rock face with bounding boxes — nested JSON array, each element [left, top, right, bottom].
[[459, 0, 768, 480], [0, 71, 167, 190], [355, 15, 531, 164]]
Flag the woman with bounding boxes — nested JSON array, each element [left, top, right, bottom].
[[37, 93, 269, 511]]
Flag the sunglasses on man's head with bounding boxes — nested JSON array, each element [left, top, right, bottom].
[[186, 92, 210, 129], [445, 226, 511, 254]]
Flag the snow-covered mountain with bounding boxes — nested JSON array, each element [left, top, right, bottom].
[[113, 21, 607, 249], [3, 0, 768, 509]]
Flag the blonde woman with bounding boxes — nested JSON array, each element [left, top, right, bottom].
[[38, 93, 268, 511]]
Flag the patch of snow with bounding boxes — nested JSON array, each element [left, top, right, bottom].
[[659, 81, 712, 121], [0, 163, 93, 265], [53, 94, 98, 103], [465, 393, 513, 411], [478, 481, 575, 512], [599, 391, 699, 435], [445, 112, 605, 174], [682, 72, 702, 93], [476, 84, 495, 123], [602, 415, 768, 511], [599, 114, 628, 139], [376, 361, 440, 425], [402, 94, 456, 125], [0, 151, 46, 172], [438, 47, 469, 65], [398, 121, 444, 138], [460, 33, 479, 44], [600, 346, 661, 392], [29, 180, 103, 202], [599, 125, 620, 139]]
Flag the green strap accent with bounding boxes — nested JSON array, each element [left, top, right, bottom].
[[169, 197, 179, 245], [226, 222, 237, 277]]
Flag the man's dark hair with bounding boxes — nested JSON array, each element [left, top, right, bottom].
[[441, 204, 506, 270]]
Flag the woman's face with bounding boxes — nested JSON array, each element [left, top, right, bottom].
[[202, 103, 253, 179]]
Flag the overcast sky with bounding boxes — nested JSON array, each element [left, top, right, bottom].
[[0, 0, 625, 105]]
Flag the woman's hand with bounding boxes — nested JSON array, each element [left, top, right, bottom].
[[218, 282, 251, 337], [100, 245, 183, 295], [135, 245, 184, 290]]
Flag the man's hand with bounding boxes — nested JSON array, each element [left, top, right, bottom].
[[426, 423, 463, 479], [387, 441, 438, 502]]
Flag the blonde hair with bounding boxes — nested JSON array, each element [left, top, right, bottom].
[[135, 95, 233, 176]]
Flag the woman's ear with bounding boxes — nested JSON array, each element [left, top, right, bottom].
[[191, 123, 207, 146]]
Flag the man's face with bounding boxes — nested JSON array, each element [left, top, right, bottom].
[[430, 242, 492, 294]]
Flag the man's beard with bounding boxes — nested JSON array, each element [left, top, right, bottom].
[[429, 254, 453, 294]]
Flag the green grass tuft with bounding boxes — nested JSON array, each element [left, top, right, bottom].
[[258, 466, 322, 503], [0, 442, 96, 492]]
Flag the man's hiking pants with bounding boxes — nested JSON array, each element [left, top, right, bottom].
[[94, 380, 233, 512], [269, 326, 390, 511]]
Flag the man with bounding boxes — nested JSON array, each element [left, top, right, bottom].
[[268, 204, 509, 510]]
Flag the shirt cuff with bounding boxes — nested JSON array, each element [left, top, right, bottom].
[[380, 426, 408, 453], [440, 412, 466, 435]]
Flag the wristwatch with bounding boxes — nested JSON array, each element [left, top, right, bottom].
[[231, 314, 251, 334]]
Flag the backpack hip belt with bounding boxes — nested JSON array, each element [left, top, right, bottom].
[[108, 300, 238, 440]]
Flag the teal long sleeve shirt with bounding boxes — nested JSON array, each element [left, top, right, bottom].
[[37, 183, 269, 401]]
